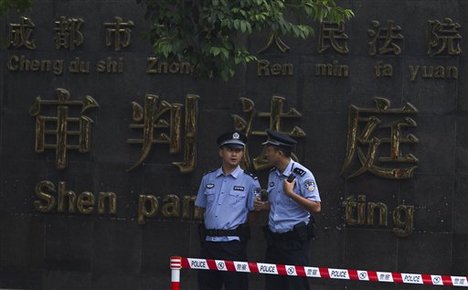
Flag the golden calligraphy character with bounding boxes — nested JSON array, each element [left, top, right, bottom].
[[368, 20, 403, 55], [104, 16, 135, 51], [427, 18, 462, 56], [29, 88, 99, 169], [341, 97, 419, 179], [257, 33, 290, 54], [318, 21, 349, 54], [8, 16, 36, 49], [127, 94, 199, 173], [54, 16, 84, 50]]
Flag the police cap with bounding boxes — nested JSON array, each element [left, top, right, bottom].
[[217, 130, 247, 149], [262, 129, 297, 148]]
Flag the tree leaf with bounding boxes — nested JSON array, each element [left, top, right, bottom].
[[138, 0, 353, 81]]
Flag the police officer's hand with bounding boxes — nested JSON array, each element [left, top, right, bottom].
[[254, 197, 269, 211], [283, 179, 296, 197]]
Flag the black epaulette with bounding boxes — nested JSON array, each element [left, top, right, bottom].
[[293, 167, 306, 176], [244, 171, 258, 180], [203, 168, 217, 176]]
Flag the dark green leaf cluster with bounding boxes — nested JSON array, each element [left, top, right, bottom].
[[0, 0, 34, 16], [137, 0, 353, 80]]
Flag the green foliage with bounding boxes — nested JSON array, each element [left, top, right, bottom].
[[0, 0, 34, 16], [137, 0, 353, 80]]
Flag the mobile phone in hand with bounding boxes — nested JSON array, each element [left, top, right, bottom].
[[286, 173, 295, 183]]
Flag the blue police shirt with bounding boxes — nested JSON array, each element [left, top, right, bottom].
[[267, 160, 321, 233], [195, 165, 260, 241]]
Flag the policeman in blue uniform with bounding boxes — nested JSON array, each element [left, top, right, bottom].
[[195, 130, 261, 290], [254, 129, 321, 290]]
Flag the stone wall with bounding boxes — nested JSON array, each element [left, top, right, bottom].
[[1, 0, 467, 289]]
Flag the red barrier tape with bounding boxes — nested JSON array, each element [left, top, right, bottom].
[[171, 256, 468, 288]]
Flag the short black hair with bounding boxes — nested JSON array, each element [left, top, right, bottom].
[[220, 144, 244, 150], [268, 145, 292, 158]]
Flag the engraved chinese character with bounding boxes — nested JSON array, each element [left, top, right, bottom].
[[54, 16, 84, 50], [318, 21, 349, 54], [127, 94, 199, 173], [29, 88, 99, 169], [257, 33, 290, 53], [341, 97, 419, 179], [232, 96, 305, 170], [104, 16, 135, 51], [368, 20, 403, 55], [427, 18, 462, 56], [8, 16, 36, 49]]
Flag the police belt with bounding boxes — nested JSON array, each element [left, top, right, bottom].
[[268, 229, 299, 241], [200, 223, 250, 242], [267, 221, 313, 241], [205, 228, 241, 237]]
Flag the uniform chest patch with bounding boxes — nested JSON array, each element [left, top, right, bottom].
[[304, 180, 315, 192], [233, 186, 245, 191], [206, 183, 215, 189]]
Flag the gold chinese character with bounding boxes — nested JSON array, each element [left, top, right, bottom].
[[127, 94, 199, 173], [318, 21, 349, 54], [8, 16, 36, 49], [368, 20, 403, 55], [54, 16, 84, 50], [232, 96, 305, 170], [29, 88, 99, 169], [341, 97, 419, 179], [427, 18, 462, 56], [104, 16, 135, 51], [257, 33, 290, 53]]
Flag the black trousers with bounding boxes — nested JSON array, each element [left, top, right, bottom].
[[198, 240, 248, 290], [264, 237, 311, 290]]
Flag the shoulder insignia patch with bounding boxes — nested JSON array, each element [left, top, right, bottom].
[[244, 171, 258, 180], [293, 168, 306, 176], [304, 180, 315, 192]]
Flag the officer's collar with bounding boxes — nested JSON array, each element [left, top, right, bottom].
[[216, 165, 242, 178], [276, 160, 295, 177]]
